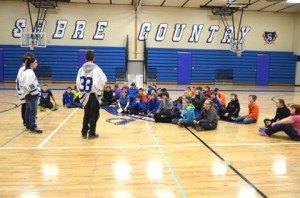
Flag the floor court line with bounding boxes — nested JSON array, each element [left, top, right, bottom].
[[0, 111, 52, 147], [185, 127, 268, 198], [145, 122, 187, 198], [37, 108, 78, 148], [1, 142, 299, 151], [218, 124, 300, 173]]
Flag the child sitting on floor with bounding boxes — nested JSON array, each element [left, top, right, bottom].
[[72, 85, 80, 103], [192, 95, 206, 117], [154, 92, 174, 123], [193, 99, 219, 131], [234, 95, 259, 124], [262, 99, 290, 129], [172, 99, 195, 127], [147, 93, 160, 117], [211, 92, 225, 116], [63, 87, 83, 108], [127, 82, 139, 104], [102, 85, 114, 106], [220, 93, 240, 121], [203, 86, 212, 98], [39, 84, 57, 111], [129, 94, 147, 115], [113, 84, 122, 101], [117, 91, 130, 113], [139, 88, 149, 103], [214, 88, 227, 107]]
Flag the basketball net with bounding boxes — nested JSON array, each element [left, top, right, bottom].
[[230, 39, 244, 57], [29, 44, 35, 50]]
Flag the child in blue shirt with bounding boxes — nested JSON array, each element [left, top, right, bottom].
[[172, 99, 195, 127], [117, 91, 130, 113], [147, 93, 160, 116], [129, 94, 146, 115], [63, 87, 83, 108], [127, 82, 139, 104]]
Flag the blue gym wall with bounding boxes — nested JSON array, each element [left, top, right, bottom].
[[147, 48, 296, 84], [0, 45, 126, 82], [0, 45, 296, 84]]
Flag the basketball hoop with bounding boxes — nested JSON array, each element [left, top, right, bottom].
[[21, 32, 46, 49], [230, 39, 244, 56]]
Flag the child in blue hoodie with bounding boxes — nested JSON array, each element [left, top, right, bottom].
[[147, 93, 160, 116], [172, 99, 195, 127], [129, 94, 146, 115], [127, 82, 139, 104], [63, 87, 83, 108]]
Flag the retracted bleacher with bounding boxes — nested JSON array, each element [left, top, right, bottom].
[[215, 68, 233, 85]]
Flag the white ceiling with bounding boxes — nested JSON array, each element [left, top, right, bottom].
[[69, 0, 300, 13]]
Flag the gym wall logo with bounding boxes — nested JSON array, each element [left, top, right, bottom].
[[12, 19, 251, 44], [263, 32, 277, 44]]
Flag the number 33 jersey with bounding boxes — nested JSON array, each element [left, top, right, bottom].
[[76, 62, 107, 106]]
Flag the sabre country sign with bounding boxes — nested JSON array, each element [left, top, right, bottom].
[[12, 19, 251, 44]]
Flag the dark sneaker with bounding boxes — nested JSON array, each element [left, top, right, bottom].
[[194, 125, 203, 132], [30, 128, 43, 133], [88, 134, 99, 139], [82, 135, 87, 139]]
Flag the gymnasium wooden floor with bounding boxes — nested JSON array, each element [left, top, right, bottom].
[[0, 84, 300, 198]]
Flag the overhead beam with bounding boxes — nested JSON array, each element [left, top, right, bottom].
[[276, 3, 299, 12], [258, 0, 284, 11], [201, 0, 213, 8], [161, 0, 167, 6], [181, 0, 190, 8]]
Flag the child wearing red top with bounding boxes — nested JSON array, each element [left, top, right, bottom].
[[234, 95, 259, 124]]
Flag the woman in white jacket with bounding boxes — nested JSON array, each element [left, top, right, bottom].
[[22, 57, 42, 133]]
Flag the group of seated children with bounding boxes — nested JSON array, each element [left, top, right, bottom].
[[62, 86, 83, 108], [100, 83, 249, 131]]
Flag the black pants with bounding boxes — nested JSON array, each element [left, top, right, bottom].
[[129, 107, 146, 115], [74, 97, 80, 103], [82, 93, 100, 136], [154, 112, 180, 123], [40, 101, 54, 109], [265, 124, 300, 140], [195, 121, 217, 130], [21, 103, 26, 124]]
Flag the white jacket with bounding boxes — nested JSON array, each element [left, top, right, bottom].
[[76, 62, 107, 106], [16, 65, 26, 104], [21, 68, 40, 98]]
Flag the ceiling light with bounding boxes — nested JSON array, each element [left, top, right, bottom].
[[287, 0, 300, 3]]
